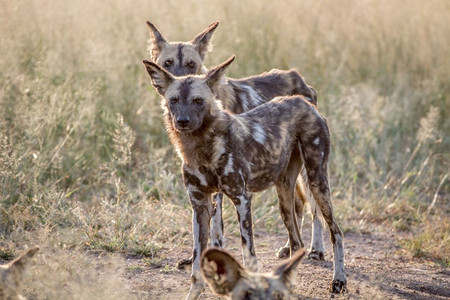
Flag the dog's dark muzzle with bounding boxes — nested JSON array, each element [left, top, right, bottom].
[[176, 116, 190, 128]]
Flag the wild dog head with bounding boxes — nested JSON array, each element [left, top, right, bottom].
[[201, 248, 306, 300], [147, 21, 219, 76], [0, 246, 39, 300], [143, 56, 235, 133]]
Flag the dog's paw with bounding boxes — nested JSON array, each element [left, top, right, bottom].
[[177, 257, 193, 269], [276, 246, 290, 259], [329, 279, 347, 294], [308, 249, 325, 261]]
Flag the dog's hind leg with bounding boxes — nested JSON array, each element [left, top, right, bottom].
[[277, 147, 326, 261], [276, 153, 305, 258], [308, 174, 346, 293], [276, 181, 305, 258], [276, 184, 304, 257], [301, 136, 347, 293], [297, 157, 325, 260], [308, 198, 325, 260]]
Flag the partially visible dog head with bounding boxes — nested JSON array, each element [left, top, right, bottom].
[[0, 246, 39, 300], [200, 248, 306, 300], [143, 56, 234, 133], [147, 21, 218, 76]]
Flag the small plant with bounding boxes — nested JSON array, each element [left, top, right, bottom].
[[0, 246, 15, 260]]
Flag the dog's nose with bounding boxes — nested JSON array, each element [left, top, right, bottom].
[[177, 116, 190, 127]]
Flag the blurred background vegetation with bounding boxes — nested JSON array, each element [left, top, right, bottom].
[[0, 0, 448, 294]]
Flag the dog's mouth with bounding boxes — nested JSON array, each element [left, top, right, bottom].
[[171, 118, 200, 134], [173, 124, 197, 134], [175, 127, 193, 133]]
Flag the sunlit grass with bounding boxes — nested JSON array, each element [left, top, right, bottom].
[[0, 0, 449, 296]]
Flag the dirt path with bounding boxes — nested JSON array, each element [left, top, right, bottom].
[[125, 226, 450, 299]]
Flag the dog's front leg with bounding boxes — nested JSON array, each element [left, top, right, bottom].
[[178, 192, 224, 269], [210, 193, 225, 248], [186, 189, 213, 300], [231, 193, 257, 271]]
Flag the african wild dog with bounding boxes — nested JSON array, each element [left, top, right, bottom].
[[147, 21, 218, 76], [142, 56, 347, 299], [147, 21, 317, 106], [201, 248, 306, 299], [0, 246, 39, 300], [147, 21, 325, 263]]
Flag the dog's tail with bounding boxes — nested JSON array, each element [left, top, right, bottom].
[[295, 142, 326, 227]]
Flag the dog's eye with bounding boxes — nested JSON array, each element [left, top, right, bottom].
[[170, 97, 179, 104], [187, 61, 196, 69], [193, 98, 203, 105], [164, 60, 173, 67]]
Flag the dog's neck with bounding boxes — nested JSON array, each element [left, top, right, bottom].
[[165, 109, 230, 169]]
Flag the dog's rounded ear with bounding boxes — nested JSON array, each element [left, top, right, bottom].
[[143, 60, 174, 96], [201, 248, 245, 296], [205, 55, 235, 94], [146, 21, 168, 61], [273, 248, 306, 286], [191, 22, 219, 60]]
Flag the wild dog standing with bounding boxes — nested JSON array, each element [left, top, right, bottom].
[[0, 246, 39, 300], [147, 21, 325, 262], [201, 248, 306, 299], [143, 56, 347, 299]]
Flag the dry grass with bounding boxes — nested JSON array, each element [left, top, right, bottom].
[[0, 0, 449, 297]]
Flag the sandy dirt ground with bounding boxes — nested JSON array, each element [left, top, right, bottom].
[[123, 225, 450, 300]]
